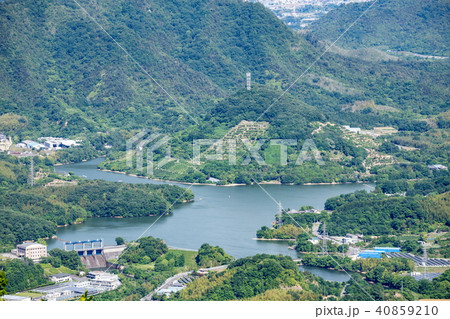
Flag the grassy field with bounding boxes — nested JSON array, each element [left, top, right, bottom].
[[40, 263, 78, 276], [171, 249, 198, 270]]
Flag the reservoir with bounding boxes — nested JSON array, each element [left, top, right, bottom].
[[47, 158, 369, 281]]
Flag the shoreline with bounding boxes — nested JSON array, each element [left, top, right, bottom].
[[252, 238, 295, 241], [98, 168, 248, 187], [98, 168, 371, 187], [54, 155, 106, 166]]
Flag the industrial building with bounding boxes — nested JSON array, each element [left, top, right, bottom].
[[15, 242, 48, 262]]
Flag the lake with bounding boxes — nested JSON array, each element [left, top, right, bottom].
[[48, 158, 370, 281]]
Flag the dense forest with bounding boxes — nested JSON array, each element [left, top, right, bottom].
[[0, 259, 49, 294], [311, 0, 450, 55], [324, 189, 450, 236], [0, 0, 448, 139]]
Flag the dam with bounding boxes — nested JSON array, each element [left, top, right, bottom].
[[64, 239, 126, 269]]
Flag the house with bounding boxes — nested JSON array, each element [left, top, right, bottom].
[[16, 242, 47, 262], [49, 273, 72, 283]]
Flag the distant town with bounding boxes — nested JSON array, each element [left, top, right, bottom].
[[251, 0, 373, 29], [0, 134, 81, 157]]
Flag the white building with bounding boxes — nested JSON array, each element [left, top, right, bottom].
[[49, 273, 72, 283], [87, 271, 121, 289], [16, 242, 47, 262]]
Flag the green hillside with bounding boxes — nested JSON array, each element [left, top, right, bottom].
[[0, 0, 448, 140], [311, 0, 450, 55], [0, 0, 448, 185], [0, 0, 309, 136]]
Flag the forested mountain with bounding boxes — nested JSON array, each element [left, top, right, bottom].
[[311, 0, 450, 55], [0, 0, 448, 139], [0, 0, 309, 135]]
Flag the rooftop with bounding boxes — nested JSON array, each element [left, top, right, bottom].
[[50, 273, 71, 278], [17, 242, 46, 249]]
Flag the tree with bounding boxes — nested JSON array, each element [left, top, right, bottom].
[[115, 237, 125, 245], [79, 290, 93, 301], [0, 271, 8, 297], [195, 244, 233, 267]]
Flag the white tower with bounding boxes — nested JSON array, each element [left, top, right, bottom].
[[422, 241, 428, 280], [322, 223, 328, 255], [246, 72, 251, 90], [29, 157, 34, 186]]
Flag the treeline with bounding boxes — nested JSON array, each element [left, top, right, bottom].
[[324, 190, 449, 236], [0, 209, 56, 249], [0, 259, 49, 294], [302, 254, 414, 273], [41, 248, 83, 271]]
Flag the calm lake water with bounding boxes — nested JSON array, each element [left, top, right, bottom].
[[48, 158, 369, 281]]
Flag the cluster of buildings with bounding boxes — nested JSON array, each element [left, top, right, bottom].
[[8, 271, 122, 301], [251, 0, 373, 29], [15, 137, 79, 151], [342, 125, 398, 137], [2, 240, 123, 301]]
